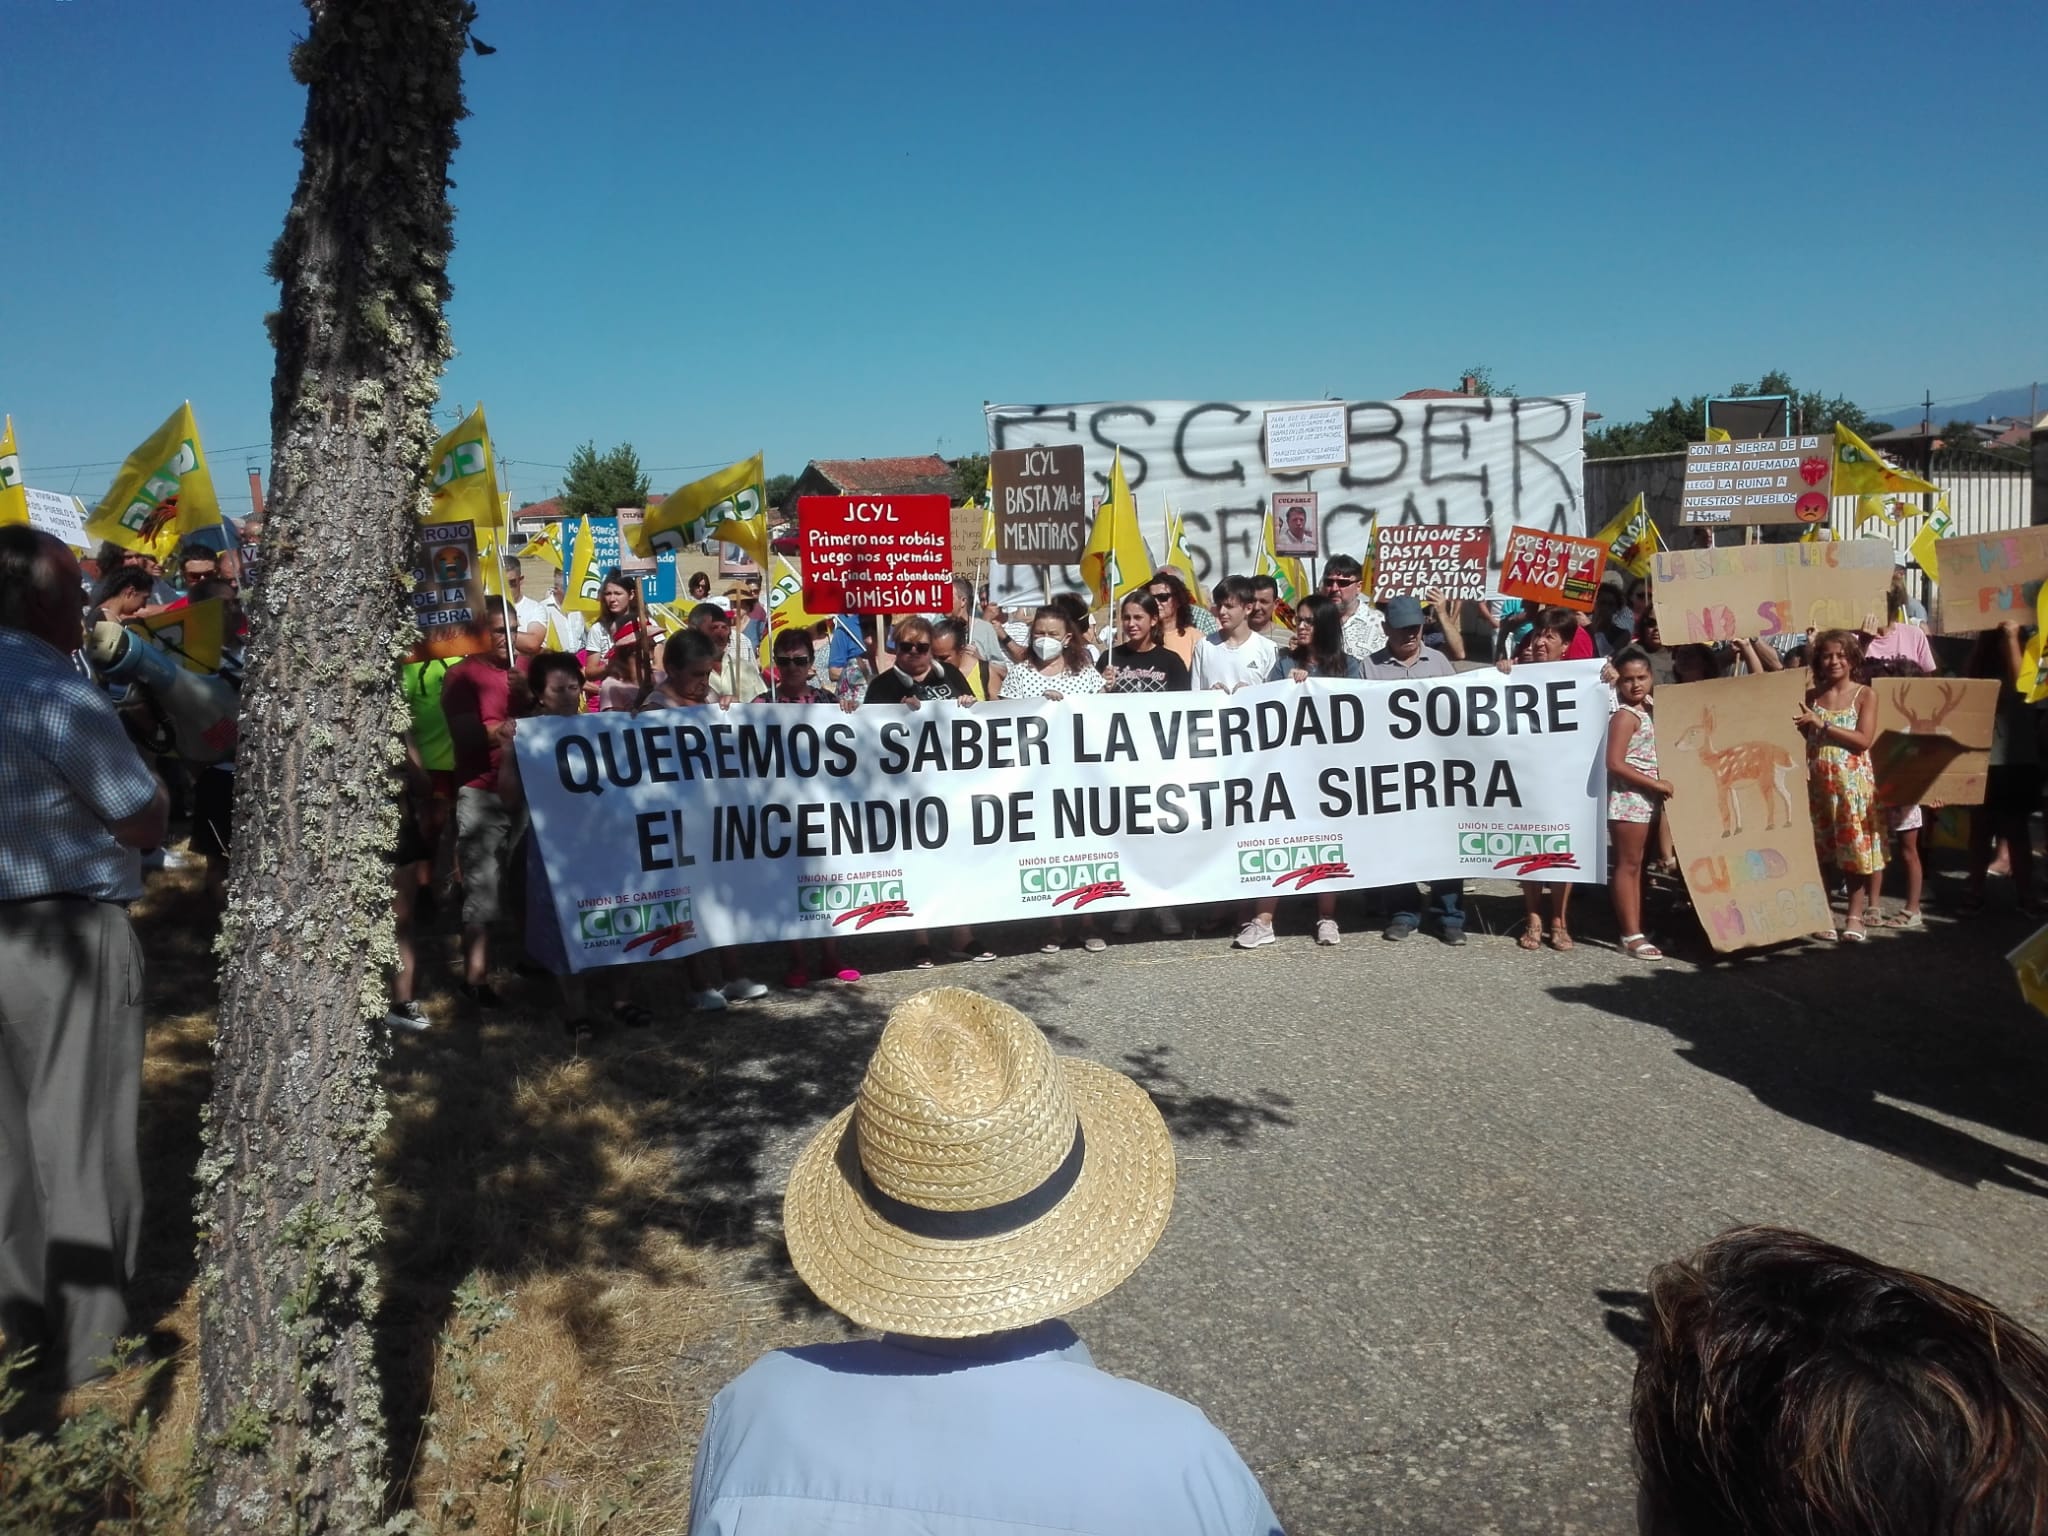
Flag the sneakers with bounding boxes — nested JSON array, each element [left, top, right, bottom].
[[1234, 920, 1276, 949], [1156, 907, 1183, 936], [721, 976, 769, 1002], [688, 988, 729, 1012], [1109, 911, 1138, 936], [1083, 935, 1107, 953], [382, 1000, 429, 1033], [1439, 926, 1467, 948], [1314, 918, 1341, 947], [1382, 917, 1418, 943]]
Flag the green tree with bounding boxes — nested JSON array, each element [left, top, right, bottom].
[[764, 471, 797, 512], [1461, 365, 1516, 398], [1586, 372, 1888, 458], [197, 0, 471, 1527], [559, 440, 651, 519], [952, 452, 990, 502]]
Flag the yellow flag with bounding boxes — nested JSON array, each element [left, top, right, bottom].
[[758, 554, 827, 672], [86, 402, 223, 559], [1162, 500, 1203, 600], [0, 416, 26, 527], [515, 520, 564, 568], [127, 597, 226, 674], [1079, 449, 1153, 609], [1589, 493, 1660, 580], [977, 470, 996, 552], [634, 454, 767, 566], [1704, 426, 1732, 444], [1257, 510, 1309, 606], [563, 515, 603, 616], [1834, 424, 1939, 497], [2020, 574, 2048, 705], [477, 523, 505, 597], [425, 404, 503, 527], [1908, 494, 1953, 584]]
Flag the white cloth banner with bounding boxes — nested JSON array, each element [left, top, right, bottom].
[[982, 396, 1585, 605], [518, 662, 1611, 972]]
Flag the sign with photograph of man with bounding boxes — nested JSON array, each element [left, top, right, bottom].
[[1271, 492, 1318, 556]]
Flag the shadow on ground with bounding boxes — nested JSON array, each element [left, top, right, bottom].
[[1549, 894, 2048, 1198]]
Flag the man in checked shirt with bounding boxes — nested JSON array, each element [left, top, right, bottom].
[[0, 527, 167, 1388]]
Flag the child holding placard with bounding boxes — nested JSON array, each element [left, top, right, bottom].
[[1606, 649, 1675, 961]]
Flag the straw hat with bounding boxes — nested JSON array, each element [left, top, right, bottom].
[[783, 987, 1176, 1337]]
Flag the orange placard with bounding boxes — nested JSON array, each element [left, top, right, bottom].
[[1498, 526, 1606, 612]]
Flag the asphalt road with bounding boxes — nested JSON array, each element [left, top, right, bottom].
[[686, 879, 2048, 1535]]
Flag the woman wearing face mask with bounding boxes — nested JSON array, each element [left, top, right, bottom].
[[1000, 606, 1104, 700], [1100, 592, 1190, 693]]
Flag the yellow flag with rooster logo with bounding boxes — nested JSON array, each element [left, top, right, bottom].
[[86, 403, 223, 559], [1162, 500, 1203, 600], [1079, 449, 1153, 609], [634, 454, 767, 566], [759, 554, 827, 672], [1834, 424, 1939, 498], [563, 515, 603, 617], [1589, 493, 1660, 580]]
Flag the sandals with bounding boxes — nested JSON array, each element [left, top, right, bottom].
[[940, 949, 998, 964], [1549, 924, 1574, 953], [1840, 919, 1868, 944], [911, 945, 937, 970], [1518, 918, 1544, 951], [1619, 934, 1664, 962]]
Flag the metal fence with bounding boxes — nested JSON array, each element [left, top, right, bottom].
[[1820, 442, 2032, 553]]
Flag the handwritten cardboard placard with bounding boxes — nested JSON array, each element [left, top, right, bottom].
[[1650, 537, 1893, 643], [1678, 433, 1835, 526], [1372, 526, 1490, 600], [1659, 671, 1834, 951], [1931, 526, 2048, 635], [1870, 676, 1997, 807], [1499, 526, 1605, 612]]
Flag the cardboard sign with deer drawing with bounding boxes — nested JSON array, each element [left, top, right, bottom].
[[1870, 676, 1998, 808], [1659, 671, 1835, 951]]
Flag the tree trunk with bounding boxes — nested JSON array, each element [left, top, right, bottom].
[[194, 3, 467, 1529]]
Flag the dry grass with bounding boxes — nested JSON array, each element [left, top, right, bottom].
[[17, 866, 876, 1534]]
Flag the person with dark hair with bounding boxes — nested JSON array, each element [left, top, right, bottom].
[[1362, 597, 1466, 945], [931, 615, 1002, 700], [174, 540, 218, 596], [1270, 593, 1359, 682], [88, 564, 156, 622], [1146, 569, 1210, 661], [1246, 573, 1282, 640], [1964, 620, 2039, 915], [1498, 609, 1582, 949], [1193, 575, 1277, 693], [1101, 592, 1190, 694], [0, 527, 168, 1389], [1000, 606, 1104, 702], [755, 628, 833, 705], [687, 570, 712, 602], [1606, 646, 1674, 961], [1800, 628, 1884, 940], [690, 600, 763, 704], [864, 616, 974, 706], [1633, 1224, 2048, 1536], [583, 569, 652, 691], [442, 595, 523, 1004], [1320, 553, 1384, 661]]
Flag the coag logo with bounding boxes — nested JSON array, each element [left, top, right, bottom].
[[580, 897, 693, 943], [1239, 841, 1350, 889], [433, 438, 489, 488], [798, 878, 912, 929], [1458, 830, 1578, 875], [1019, 859, 1126, 908], [119, 439, 199, 537]]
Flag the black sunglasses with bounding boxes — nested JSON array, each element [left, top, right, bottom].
[[898, 641, 932, 655], [774, 654, 812, 667]]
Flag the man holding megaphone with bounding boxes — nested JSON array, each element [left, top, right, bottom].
[[0, 527, 169, 1389]]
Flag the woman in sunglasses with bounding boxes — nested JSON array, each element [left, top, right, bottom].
[[753, 627, 834, 704], [862, 616, 974, 705]]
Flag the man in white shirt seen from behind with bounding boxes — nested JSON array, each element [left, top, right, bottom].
[[1192, 574, 1279, 693], [686, 986, 1283, 1535]]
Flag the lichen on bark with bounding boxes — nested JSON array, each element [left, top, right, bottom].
[[193, 2, 471, 1531]]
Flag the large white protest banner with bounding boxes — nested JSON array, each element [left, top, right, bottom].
[[982, 396, 1586, 605], [518, 662, 1611, 972]]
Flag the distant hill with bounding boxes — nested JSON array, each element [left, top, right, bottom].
[[1866, 383, 2042, 428]]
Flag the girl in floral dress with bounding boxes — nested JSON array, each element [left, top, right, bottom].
[[1607, 649, 1674, 960], [1798, 629, 1885, 941]]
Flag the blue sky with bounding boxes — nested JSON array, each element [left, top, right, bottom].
[[3, 0, 2042, 512]]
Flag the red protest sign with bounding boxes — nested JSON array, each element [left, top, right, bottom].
[[798, 494, 953, 614], [1498, 526, 1606, 612], [1372, 526, 1491, 600]]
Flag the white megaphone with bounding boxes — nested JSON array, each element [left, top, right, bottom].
[[85, 621, 241, 765]]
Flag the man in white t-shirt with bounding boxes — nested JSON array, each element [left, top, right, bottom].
[[505, 559, 549, 657], [541, 567, 587, 653], [1191, 575, 1279, 693]]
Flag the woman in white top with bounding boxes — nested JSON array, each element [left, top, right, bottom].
[[999, 605, 1106, 701], [998, 606, 1105, 954]]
